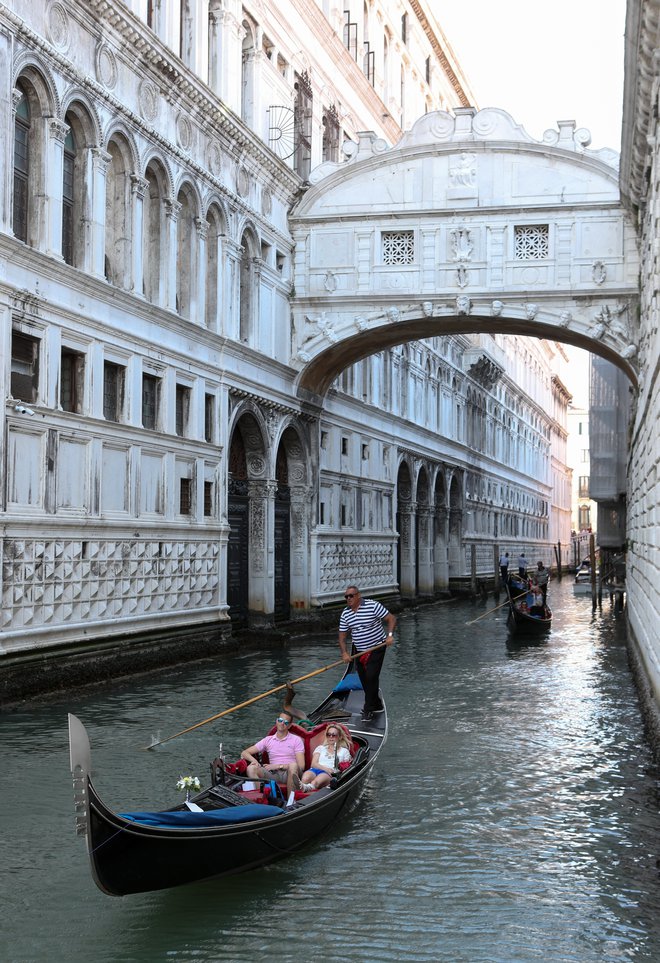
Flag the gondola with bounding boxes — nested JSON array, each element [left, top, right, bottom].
[[505, 574, 552, 632], [68, 666, 387, 896]]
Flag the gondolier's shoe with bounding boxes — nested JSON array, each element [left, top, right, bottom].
[[360, 710, 375, 722]]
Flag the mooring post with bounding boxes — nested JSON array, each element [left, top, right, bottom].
[[590, 534, 598, 611]]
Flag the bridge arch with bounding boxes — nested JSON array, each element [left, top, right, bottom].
[[290, 108, 640, 399]]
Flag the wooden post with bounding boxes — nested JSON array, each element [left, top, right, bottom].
[[556, 541, 562, 580], [494, 544, 500, 594], [589, 533, 598, 611], [470, 544, 477, 598]]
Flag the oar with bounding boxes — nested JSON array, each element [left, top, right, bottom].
[[465, 588, 527, 625], [141, 641, 390, 750]]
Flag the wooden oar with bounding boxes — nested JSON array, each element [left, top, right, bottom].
[[141, 640, 390, 750], [465, 588, 526, 625]]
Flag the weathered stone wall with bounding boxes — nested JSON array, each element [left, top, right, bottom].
[[620, 0, 660, 728]]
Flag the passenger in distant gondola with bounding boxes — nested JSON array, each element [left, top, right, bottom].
[[241, 710, 305, 796], [499, 551, 509, 583], [517, 552, 527, 578]]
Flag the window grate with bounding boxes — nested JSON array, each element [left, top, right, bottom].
[[514, 224, 549, 259], [382, 230, 414, 264]]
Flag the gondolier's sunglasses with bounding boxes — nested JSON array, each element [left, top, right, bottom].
[[276, 717, 291, 725], [344, 593, 356, 599]]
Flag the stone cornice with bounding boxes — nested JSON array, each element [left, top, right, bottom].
[[620, 0, 660, 211], [408, 0, 474, 107], [2, 0, 301, 205]]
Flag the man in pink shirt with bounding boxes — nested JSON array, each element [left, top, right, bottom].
[[241, 709, 305, 795]]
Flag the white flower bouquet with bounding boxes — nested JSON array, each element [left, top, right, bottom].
[[176, 775, 201, 794]]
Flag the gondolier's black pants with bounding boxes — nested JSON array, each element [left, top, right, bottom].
[[354, 645, 386, 713]]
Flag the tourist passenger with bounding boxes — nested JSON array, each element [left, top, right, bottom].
[[499, 551, 510, 582], [338, 585, 396, 722], [517, 552, 527, 578], [241, 709, 305, 795], [295, 725, 353, 792]]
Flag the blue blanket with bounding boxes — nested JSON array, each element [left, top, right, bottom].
[[119, 803, 282, 828]]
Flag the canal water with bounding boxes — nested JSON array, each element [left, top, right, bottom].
[[1, 581, 659, 962]]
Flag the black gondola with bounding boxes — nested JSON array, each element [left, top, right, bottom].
[[505, 574, 552, 632], [68, 668, 386, 896]]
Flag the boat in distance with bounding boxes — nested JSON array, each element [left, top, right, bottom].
[[505, 574, 552, 632], [68, 669, 386, 896]]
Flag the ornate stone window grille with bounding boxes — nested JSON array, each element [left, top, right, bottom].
[[514, 224, 549, 259], [382, 230, 414, 264]]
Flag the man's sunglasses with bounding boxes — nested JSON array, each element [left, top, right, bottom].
[[344, 593, 356, 599], [276, 717, 291, 725]]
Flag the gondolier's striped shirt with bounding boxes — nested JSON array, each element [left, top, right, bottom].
[[339, 599, 389, 651]]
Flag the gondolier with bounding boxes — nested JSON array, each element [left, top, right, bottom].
[[338, 585, 396, 722]]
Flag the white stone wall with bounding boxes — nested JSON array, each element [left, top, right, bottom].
[[620, 0, 660, 722], [0, 0, 581, 659]]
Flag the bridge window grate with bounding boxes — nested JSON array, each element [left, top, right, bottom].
[[382, 230, 414, 264], [514, 224, 549, 259]]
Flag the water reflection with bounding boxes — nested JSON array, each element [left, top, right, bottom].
[[0, 582, 658, 963]]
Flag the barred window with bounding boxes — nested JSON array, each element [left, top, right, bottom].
[[514, 224, 549, 259], [179, 477, 191, 515], [203, 480, 213, 516], [103, 361, 124, 422], [382, 230, 414, 264], [142, 374, 160, 430]]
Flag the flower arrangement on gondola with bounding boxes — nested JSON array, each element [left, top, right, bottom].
[[176, 775, 201, 801]]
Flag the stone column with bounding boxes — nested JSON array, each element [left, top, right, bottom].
[[47, 118, 69, 258], [164, 199, 181, 312], [247, 478, 275, 624], [131, 175, 148, 298], [398, 500, 417, 598], [223, 237, 242, 339], [434, 507, 449, 590], [417, 504, 434, 595], [194, 216, 208, 326], [289, 484, 311, 612], [90, 147, 111, 278]]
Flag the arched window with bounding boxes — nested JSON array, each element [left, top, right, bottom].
[[13, 86, 30, 242]]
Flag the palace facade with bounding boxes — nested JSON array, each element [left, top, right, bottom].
[[0, 0, 573, 681]]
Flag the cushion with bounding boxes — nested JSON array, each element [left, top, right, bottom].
[[120, 804, 282, 827], [333, 672, 363, 692]]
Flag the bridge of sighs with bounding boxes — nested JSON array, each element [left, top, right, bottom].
[[289, 107, 640, 399]]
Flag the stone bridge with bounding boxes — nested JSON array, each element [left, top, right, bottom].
[[289, 108, 640, 399]]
